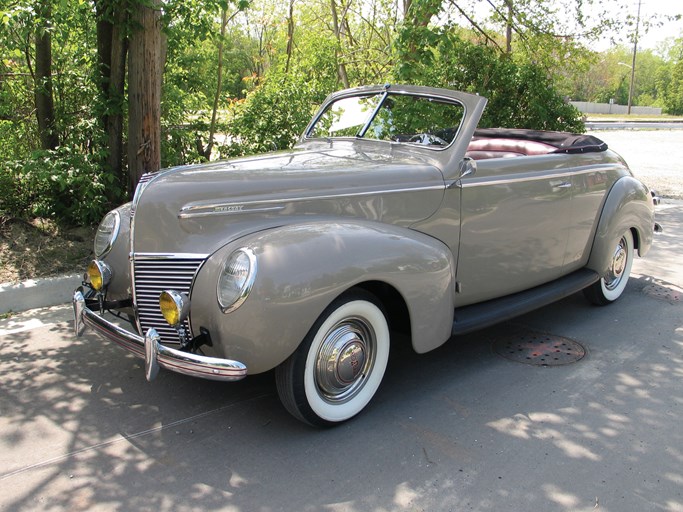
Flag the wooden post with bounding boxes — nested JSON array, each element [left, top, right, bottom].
[[127, 0, 161, 196]]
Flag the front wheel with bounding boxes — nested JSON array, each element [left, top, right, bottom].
[[275, 290, 390, 427], [584, 229, 634, 305]]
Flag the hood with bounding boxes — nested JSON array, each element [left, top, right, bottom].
[[132, 142, 446, 255]]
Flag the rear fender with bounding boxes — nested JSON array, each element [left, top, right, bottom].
[[190, 220, 456, 373], [587, 176, 654, 277]]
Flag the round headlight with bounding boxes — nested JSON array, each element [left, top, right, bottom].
[[87, 260, 112, 291], [159, 290, 190, 327], [94, 210, 121, 258], [217, 248, 257, 313]]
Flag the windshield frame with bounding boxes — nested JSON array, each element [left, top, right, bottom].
[[303, 88, 467, 151]]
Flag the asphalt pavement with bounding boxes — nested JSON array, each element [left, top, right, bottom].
[[587, 121, 683, 130], [1, 133, 682, 512]]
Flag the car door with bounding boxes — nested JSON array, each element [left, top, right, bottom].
[[453, 156, 574, 306]]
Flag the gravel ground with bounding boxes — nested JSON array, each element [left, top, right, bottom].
[[593, 129, 683, 199]]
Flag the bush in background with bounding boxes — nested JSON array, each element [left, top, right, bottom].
[[0, 147, 113, 226]]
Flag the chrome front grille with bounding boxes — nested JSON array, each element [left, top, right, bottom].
[[133, 256, 205, 345]]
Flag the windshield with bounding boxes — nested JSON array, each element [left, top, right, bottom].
[[307, 92, 465, 148]]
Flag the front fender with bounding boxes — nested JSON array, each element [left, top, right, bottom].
[[587, 176, 654, 277], [190, 220, 455, 374]]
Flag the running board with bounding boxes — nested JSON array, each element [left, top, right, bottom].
[[452, 269, 600, 336]]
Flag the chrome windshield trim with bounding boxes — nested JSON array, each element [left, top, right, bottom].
[[357, 89, 389, 138], [178, 184, 446, 219]]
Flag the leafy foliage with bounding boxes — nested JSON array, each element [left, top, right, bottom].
[[659, 38, 683, 115], [3, 0, 676, 229], [394, 26, 584, 132], [223, 71, 329, 156], [0, 148, 114, 226]]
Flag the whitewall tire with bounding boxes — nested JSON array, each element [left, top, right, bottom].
[[584, 230, 634, 305], [276, 290, 390, 427]]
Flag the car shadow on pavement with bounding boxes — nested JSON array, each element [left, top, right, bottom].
[[1, 268, 682, 511]]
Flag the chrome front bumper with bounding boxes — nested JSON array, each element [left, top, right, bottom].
[[73, 290, 247, 382]]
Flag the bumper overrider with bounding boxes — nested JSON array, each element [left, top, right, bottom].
[[73, 289, 247, 382]]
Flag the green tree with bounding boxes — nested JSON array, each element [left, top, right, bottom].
[[660, 37, 683, 114], [395, 25, 584, 131]]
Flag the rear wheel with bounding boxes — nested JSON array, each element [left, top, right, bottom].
[[275, 290, 390, 427], [584, 230, 634, 305]]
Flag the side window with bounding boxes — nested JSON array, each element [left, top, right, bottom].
[[366, 94, 465, 147]]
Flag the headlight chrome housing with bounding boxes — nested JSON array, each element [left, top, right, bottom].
[[159, 290, 190, 327], [217, 248, 257, 313], [87, 260, 112, 291], [94, 210, 121, 258]]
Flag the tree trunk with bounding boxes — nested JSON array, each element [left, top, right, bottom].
[[34, 0, 59, 150], [127, 0, 161, 196], [95, 2, 113, 101], [330, 0, 350, 88], [204, 7, 229, 161], [505, 0, 513, 54], [285, 0, 295, 74], [106, 12, 128, 195], [96, 0, 128, 202]]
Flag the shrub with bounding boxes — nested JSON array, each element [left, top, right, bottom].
[[223, 71, 334, 158], [0, 147, 113, 226]]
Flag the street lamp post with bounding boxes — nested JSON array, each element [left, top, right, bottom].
[[628, 0, 642, 115]]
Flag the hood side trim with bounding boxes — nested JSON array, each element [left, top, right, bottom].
[[178, 184, 446, 219]]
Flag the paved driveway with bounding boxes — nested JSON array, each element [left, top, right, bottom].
[[595, 130, 683, 199]]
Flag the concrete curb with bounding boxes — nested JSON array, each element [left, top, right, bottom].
[[0, 273, 82, 315]]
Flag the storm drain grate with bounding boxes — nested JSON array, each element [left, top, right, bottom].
[[642, 283, 682, 303], [492, 330, 586, 366]]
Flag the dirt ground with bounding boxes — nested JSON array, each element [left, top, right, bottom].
[[0, 217, 94, 284]]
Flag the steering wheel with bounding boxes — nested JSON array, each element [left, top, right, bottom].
[[408, 133, 448, 146]]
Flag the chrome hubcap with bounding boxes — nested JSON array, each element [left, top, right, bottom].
[[605, 237, 627, 290], [315, 318, 375, 403]]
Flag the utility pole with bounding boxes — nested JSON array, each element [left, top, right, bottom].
[[628, 0, 641, 115]]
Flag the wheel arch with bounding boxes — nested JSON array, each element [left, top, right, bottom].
[[587, 176, 654, 278], [354, 280, 411, 340], [191, 220, 455, 374]]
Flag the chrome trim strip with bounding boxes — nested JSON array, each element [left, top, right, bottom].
[[178, 184, 446, 219], [179, 205, 286, 219], [460, 166, 610, 188], [73, 290, 247, 382], [133, 252, 210, 260], [129, 171, 193, 337]]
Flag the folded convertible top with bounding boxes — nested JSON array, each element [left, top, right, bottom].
[[472, 128, 608, 154]]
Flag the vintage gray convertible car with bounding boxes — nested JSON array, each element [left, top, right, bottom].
[[73, 84, 658, 426]]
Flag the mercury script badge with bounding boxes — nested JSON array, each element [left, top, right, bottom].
[[214, 205, 244, 213]]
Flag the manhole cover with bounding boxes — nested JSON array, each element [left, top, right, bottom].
[[492, 330, 586, 366], [642, 283, 682, 303]]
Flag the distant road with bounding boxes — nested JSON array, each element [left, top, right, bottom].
[[587, 121, 683, 130], [594, 130, 683, 199]]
